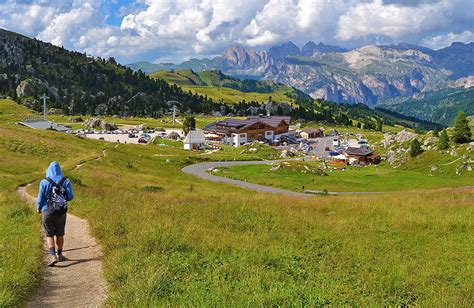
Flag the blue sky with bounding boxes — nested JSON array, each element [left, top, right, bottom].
[[1, 0, 473, 65]]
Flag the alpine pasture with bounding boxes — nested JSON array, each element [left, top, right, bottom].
[[1, 99, 473, 306]]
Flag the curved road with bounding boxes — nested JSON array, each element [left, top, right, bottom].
[[182, 160, 383, 196]]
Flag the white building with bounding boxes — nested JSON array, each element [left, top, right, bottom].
[[183, 129, 206, 150]]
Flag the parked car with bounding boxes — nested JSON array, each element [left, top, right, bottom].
[[128, 133, 137, 138], [138, 137, 148, 144], [324, 146, 330, 151]]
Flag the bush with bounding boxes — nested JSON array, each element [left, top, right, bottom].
[[410, 139, 422, 157], [143, 185, 163, 192]]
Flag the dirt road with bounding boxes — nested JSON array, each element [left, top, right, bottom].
[[17, 184, 106, 307]]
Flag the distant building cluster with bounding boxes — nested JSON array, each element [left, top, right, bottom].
[[203, 116, 291, 147]]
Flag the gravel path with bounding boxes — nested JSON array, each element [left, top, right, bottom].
[[182, 160, 383, 196], [16, 156, 107, 307]]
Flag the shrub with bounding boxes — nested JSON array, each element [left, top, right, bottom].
[[410, 139, 422, 157], [143, 185, 163, 192]]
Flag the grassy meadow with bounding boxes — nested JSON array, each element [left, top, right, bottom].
[[180, 85, 294, 105], [1, 99, 474, 305], [217, 149, 473, 192]]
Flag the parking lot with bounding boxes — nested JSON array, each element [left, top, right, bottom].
[[83, 128, 184, 144]]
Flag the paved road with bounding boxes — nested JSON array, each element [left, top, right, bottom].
[[182, 159, 383, 197], [183, 160, 309, 197], [311, 136, 336, 157]]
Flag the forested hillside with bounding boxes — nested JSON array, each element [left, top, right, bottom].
[[379, 87, 474, 126], [0, 29, 219, 116]]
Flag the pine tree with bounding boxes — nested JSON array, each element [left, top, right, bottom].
[[452, 111, 471, 144], [438, 129, 449, 150], [182, 115, 196, 135], [410, 139, 422, 157]]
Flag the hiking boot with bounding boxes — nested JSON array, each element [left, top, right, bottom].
[[47, 255, 58, 267], [57, 254, 68, 262]]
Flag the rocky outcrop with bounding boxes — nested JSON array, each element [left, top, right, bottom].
[[84, 117, 118, 131], [395, 130, 418, 143], [16, 78, 48, 97]]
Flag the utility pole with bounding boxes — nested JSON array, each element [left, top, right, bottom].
[[172, 105, 177, 125], [40, 93, 48, 120]]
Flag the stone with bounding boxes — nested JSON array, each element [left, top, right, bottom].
[[47, 108, 62, 115], [16, 78, 48, 97], [84, 117, 118, 131], [395, 130, 417, 143]]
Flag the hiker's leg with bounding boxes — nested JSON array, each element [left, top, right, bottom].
[[46, 236, 56, 256], [56, 236, 64, 250]]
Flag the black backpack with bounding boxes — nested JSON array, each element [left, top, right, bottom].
[[45, 177, 68, 214]]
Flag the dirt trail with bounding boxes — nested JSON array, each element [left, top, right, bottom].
[[16, 154, 107, 307]]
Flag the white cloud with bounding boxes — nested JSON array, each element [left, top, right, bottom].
[[0, 0, 473, 63], [336, 0, 451, 41], [422, 31, 474, 50], [37, 1, 102, 46]]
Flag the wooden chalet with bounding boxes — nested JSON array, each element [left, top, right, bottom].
[[204, 116, 291, 147], [345, 147, 380, 164], [300, 127, 324, 139]]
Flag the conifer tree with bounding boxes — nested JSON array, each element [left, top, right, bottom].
[[410, 139, 422, 157], [452, 111, 471, 143], [438, 129, 449, 150]]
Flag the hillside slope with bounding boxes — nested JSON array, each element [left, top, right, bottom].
[[379, 87, 474, 126], [0, 28, 219, 116], [149, 69, 307, 104]]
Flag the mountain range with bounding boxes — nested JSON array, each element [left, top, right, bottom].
[[128, 41, 474, 108], [0, 28, 441, 130]]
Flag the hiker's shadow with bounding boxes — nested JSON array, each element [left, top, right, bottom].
[[54, 257, 101, 268]]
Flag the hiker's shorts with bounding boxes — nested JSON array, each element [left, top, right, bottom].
[[42, 212, 67, 237]]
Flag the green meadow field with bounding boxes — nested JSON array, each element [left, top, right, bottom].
[[1, 99, 473, 305], [217, 150, 472, 192]]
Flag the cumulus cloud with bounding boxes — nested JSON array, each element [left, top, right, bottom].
[[0, 0, 473, 63], [336, 0, 451, 41], [422, 31, 474, 50]]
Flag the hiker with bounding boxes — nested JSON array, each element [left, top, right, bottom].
[[37, 161, 74, 266]]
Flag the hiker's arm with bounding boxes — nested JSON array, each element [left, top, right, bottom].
[[65, 180, 74, 201], [36, 181, 46, 213]]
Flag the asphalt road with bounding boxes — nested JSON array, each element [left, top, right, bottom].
[[182, 158, 384, 197], [182, 160, 309, 197], [311, 136, 337, 157]]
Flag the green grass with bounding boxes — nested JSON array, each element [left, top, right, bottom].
[[180, 85, 294, 105], [150, 69, 297, 105], [217, 151, 472, 192], [1, 99, 474, 305], [0, 101, 108, 305]]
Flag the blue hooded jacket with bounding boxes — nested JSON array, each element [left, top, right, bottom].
[[37, 161, 74, 212]]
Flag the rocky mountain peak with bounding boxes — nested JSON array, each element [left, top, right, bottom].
[[268, 41, 301, 59]]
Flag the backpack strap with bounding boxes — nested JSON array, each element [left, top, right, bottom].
[[45, 177, 59, 188], [45, 177, 67, 188], [58, 177, 67, 187]]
